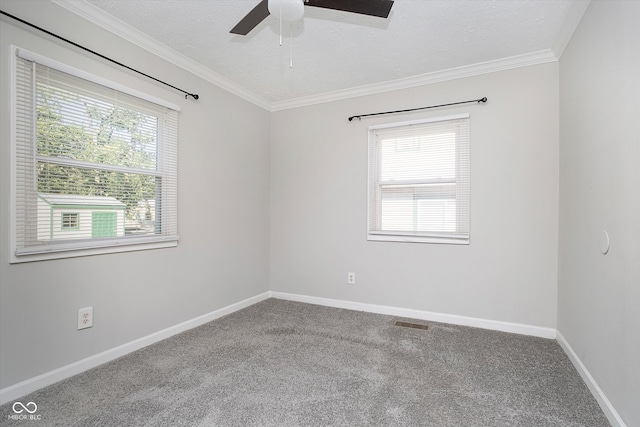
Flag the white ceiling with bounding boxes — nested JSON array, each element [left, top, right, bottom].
[[57, 0, 589, 110]]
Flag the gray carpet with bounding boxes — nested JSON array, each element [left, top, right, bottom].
[[1, 299, 610, 426]]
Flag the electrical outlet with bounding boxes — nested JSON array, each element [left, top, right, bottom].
[[347, 272, 356, 284], [77, 307, 93, 330]]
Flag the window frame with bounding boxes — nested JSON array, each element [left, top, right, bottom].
[[61, 212, 80, 230], [367, 113, 470, 245], [9, 46, 180, 263]]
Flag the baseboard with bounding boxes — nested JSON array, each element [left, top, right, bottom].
[[4, 289, 623, 427], [270, 292, 557, 339], [0, 291, 271, 405], [556, 331, 627, 427]]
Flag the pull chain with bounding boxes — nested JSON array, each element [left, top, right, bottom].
[[279, 6, 283, 46], [290, 23, 293, 68]]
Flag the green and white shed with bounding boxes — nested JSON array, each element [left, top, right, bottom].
[[37, 193, 126, 241]]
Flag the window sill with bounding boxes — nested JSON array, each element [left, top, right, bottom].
[[367, 233, 469, 245], [11, 237, 178, 264]]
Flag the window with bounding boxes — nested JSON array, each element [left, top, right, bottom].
[[368, 114, 470, 244], [11, 48, 179, 262], [61, 213, 79, 229]]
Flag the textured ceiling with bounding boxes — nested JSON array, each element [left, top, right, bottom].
[[75, 0, 584, 107]]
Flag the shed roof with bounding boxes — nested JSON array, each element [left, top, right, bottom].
[[39, 193, 126, 208]]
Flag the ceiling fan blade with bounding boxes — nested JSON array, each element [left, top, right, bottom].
[[304, 0, 394, 18], [230, 0, 270, 35]]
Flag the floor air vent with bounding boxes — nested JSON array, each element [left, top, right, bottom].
[[394, 320, 430, 330]]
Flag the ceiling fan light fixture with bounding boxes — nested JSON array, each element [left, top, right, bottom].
[[268, 0, 304, 22], [231, 0, 394, 36]]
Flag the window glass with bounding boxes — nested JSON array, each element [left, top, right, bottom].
[[368, 114, 470, 244], [12, 49, 179, 262]]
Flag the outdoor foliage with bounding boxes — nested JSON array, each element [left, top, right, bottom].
[[36, 83, 158, 223]]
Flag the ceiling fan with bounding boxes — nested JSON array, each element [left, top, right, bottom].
[[230, 0, 395, 36]]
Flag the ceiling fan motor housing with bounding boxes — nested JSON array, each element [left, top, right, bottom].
[[231, 0, 393, 35], [268, 0, 305, 21]]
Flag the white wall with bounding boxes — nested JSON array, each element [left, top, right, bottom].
[[0, 1, 270, 389], [558, 1, 640, 425], [270, 63, 559, 329], [7, 3, 637, 424]]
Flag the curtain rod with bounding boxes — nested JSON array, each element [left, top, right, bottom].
[[0, 10, 200, 100], [348, 97, 487, 121]]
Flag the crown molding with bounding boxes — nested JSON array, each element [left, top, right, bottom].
[[53, 0, 558, 113], [552, 0, 591, 59], [51, 0, 272, 110], [270, 49, 558, 111]]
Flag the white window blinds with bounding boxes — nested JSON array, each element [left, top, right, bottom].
[[368, 114, 470, 244], [12, 50, 179, 261]]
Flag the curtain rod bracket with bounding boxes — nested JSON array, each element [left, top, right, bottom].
[[349, 97, 487, 121]]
